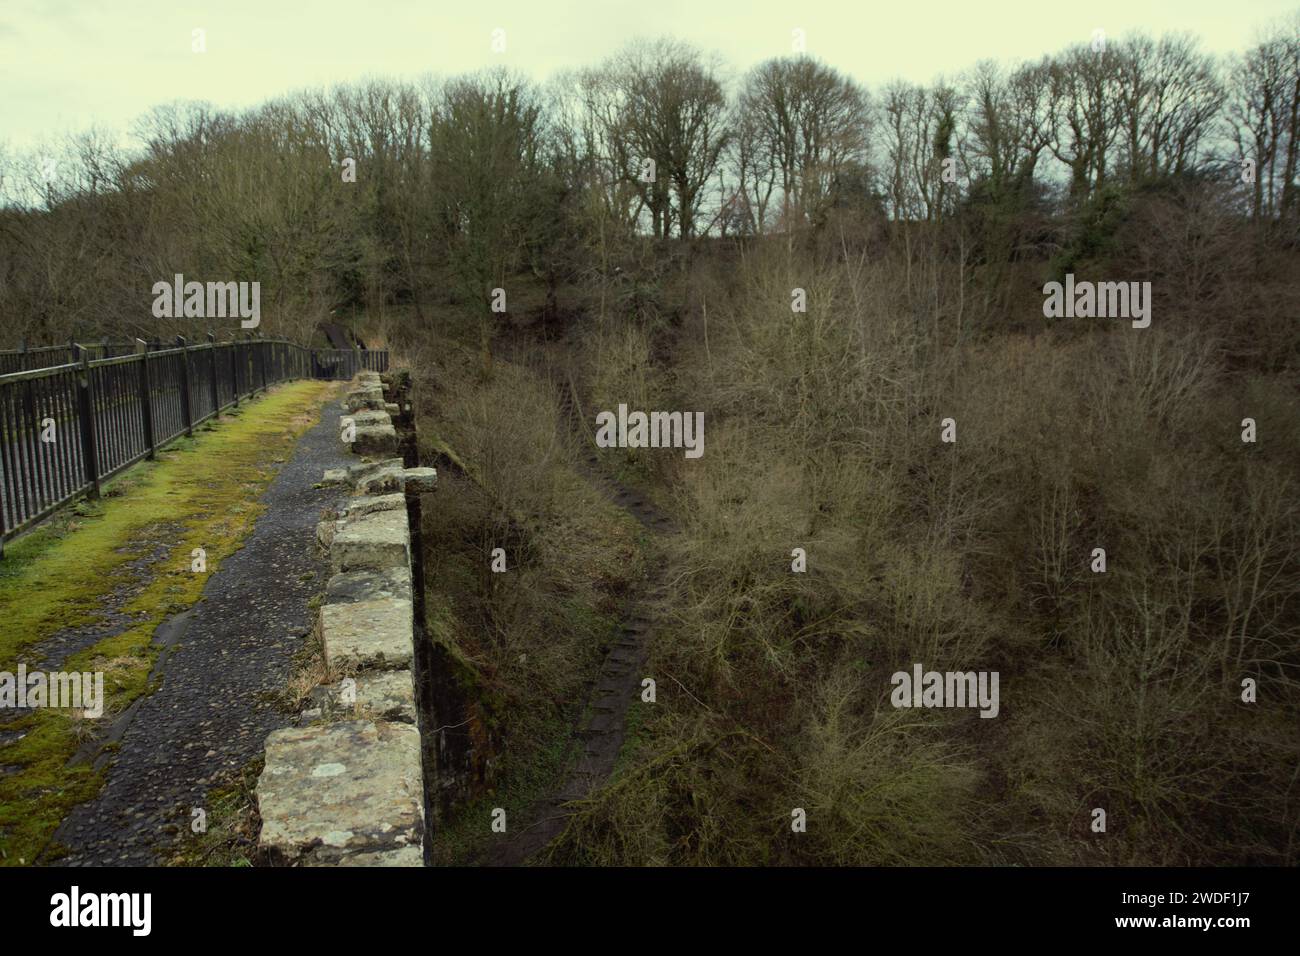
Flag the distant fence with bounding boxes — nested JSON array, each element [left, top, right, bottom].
[[311, 349, 389, 381], [0, 338, 246, 376], [0, 337, 388, 552]]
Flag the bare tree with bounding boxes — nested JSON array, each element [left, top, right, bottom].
[[584, 38, 729, 239], [881, 79, 962, 222], [735, 56, 870, 230], [1047, 43, 1124, 204], [963, 59, 1052, 195], [1114, 33, 1223, 184], [1226, 14, 1300, 222], [430, 69, 554, 368]]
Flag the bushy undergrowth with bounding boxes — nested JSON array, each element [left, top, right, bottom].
[[544, 236, 1300, 866]]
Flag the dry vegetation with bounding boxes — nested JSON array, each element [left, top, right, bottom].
[[3, 12, 1298, 867], [532, 234, 1300, 865]]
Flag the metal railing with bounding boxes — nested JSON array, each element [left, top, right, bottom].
[[0, 336, 388, 552], [311, 348, 390, 381], [0, 338, 219, 376]]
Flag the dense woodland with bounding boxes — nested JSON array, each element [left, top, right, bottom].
[[1, 18, 1298, 349], [4, 16, 1299, 865]]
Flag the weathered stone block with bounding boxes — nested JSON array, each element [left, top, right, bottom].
[[320, 597, 413, 670], [348, 457, 403, 480], [325, 565, 412, 604], [344, 386, 385, 412], [330, 509, 409, 573], [352, 424, 398, 456], [347, 409, 391, 427], [329, 669, 417, 723], [355, 465, 406, 496], [256, 720, 423, 863], [341, 493, 406, 519], [328, 846, 424, 867], [404, 467, 437, 494]]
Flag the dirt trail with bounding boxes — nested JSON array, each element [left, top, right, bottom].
[[487, 361, 675, 866]]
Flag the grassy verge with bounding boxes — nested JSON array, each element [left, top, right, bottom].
[[0, 380, 337, 865]]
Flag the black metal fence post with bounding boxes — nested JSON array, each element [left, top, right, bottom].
[[21, 366, 37, 454], [207, 332, 219, 415], [0, 426, 7, 557], [76, 345, 101, 499], [230, 337, 240, 407], [136, 338, 156, 460], [245, 333, 257, 396], [177, 335, 193, 437]]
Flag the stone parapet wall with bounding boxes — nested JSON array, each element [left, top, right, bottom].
[[255, 369, 435, 866]]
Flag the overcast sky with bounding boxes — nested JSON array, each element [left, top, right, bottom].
[[1, 0, 1295, 152]]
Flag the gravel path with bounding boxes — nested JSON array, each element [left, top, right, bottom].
[[53, 390, 352, 866]]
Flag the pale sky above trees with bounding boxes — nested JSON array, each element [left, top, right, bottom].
[[1, 0, 1294, 150]]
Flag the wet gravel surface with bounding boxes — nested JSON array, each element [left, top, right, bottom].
[[54, 393, 352, 866]]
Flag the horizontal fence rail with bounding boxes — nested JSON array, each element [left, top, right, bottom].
[[0, 339, 218, 376], [0, 338, 387, 552]]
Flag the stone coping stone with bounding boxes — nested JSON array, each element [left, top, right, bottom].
[[348, 457, 404, 480], [341, 493, 406, 519], [325, 565, 412, 604], [330, 508, 409, 573], [345, 387, 386, 412], [352, 424, 398, 456], [328, 669, 417, 723], [346, 458, 407, 496], [404, 467, 437, 494], [355, 464, 407, 497], [345, 408, 392, 428], [256, 720, 423, 863], [320, 597, 413, 670]]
